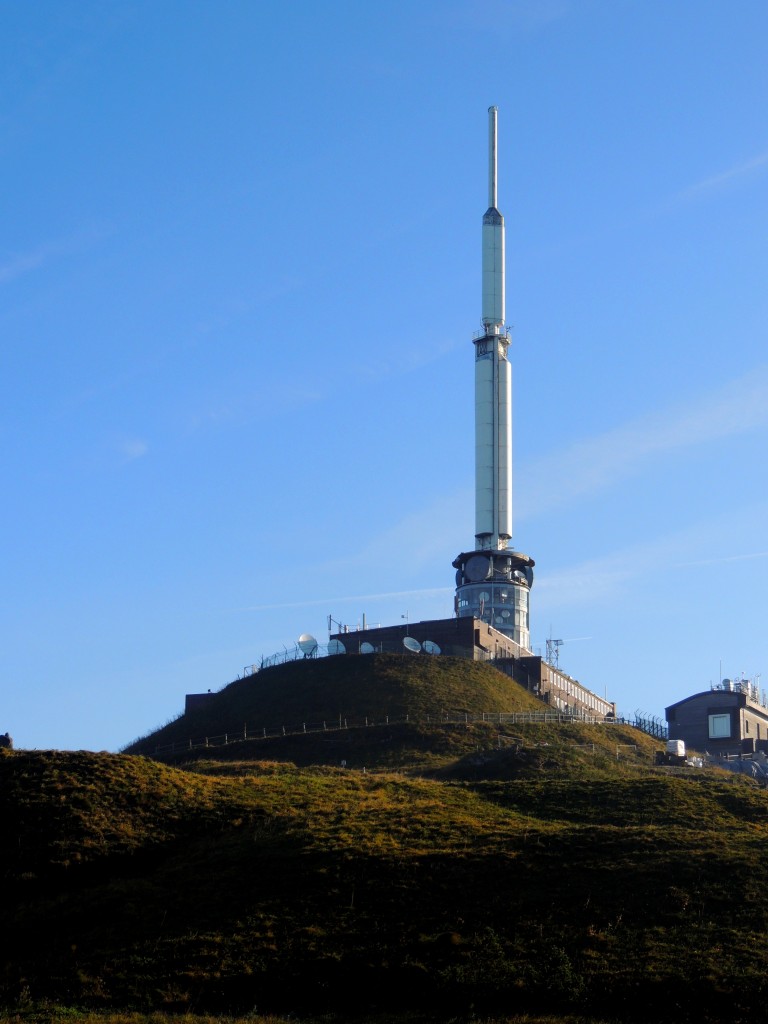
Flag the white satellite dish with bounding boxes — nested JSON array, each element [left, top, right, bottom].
[[403, 636, 421, 654], [327, 639, 346, 655], [422, 640, 441, 655], [360, 641, 375, 654], [298, 633, 319, 657]]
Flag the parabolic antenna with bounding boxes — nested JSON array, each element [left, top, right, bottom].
[[360, 641, 375, 654], [403, 636, 422, 654], [298, 633, 318, 657], [422, 640, 441, 655], [327, 639, 346, 656], [465, 554, 491, 582]]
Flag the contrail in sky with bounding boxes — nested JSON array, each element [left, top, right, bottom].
[[681, 149, 768, 200]]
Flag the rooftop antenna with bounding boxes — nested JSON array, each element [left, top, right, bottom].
[[544, 634, 592, 670], [546, 637, 564, 669]]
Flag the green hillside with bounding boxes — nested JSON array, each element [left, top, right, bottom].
[[124, 653, 547, 760], [3, 731, 768, 1024], [5, 653, 765, 1023]]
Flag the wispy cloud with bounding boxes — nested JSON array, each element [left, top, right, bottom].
[[0, 247, 51, 284], [304, 490, 472, 582], [241, 587, 453, 614], [535, 511, 768, 611], [0, 227, 108, 285], [670, 550, 768, 571], [192, 276, 302, 336], [519, 365, 768, 519], [679, 150, 768, 201], [355, 492, 471, 567], [535, 553, 637, 609], [353, 336, 460, 381], [448, 0, 570, 34], [186, 382, 324, 432], [117, 438, 149, 462]]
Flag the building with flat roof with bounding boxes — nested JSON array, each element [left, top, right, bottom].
[[330, 615, 615, 721], [666, 678, 768, 755]]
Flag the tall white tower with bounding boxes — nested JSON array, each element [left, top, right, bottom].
[[453, 107, 534, 649]]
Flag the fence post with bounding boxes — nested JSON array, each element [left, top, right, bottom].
[[282, 726, 286, 736], [303, 723, 306, 733], [263, 727, 266, 738]]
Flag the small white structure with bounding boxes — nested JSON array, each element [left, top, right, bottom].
[[666, 739, 686, 758]]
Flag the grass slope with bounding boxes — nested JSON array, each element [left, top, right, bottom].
[[3, 738, 768, 1023], [123, 654, 546, 757]]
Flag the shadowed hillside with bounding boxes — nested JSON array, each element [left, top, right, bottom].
[[6, 652, 764, 1023], [123, 653, 547, 758], [3, 739, 768, 1023]]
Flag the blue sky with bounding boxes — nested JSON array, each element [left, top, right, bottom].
[[2, 0, 767, 751]]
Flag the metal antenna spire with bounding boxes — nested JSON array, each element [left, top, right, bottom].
[[481, 106, 505, 329], [488, 105, 498, 210]]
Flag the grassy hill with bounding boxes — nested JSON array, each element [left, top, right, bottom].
[[123, 653, 548, 762], [5, 654, 768, 1023], [4, 728, 768, 1023]]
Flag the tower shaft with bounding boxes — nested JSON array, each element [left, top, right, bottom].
[[476, 105, 511, 549], [452, 106, 534, 651], [474, 331, 511, 548]]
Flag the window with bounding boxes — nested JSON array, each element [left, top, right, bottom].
[[708, 714, 731, 739]]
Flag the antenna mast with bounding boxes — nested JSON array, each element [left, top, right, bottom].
[[488, 104, 498, 209], [452, 107, 534, 651]]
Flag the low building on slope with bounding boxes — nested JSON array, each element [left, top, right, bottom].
[[666, 678, 768, 756]]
